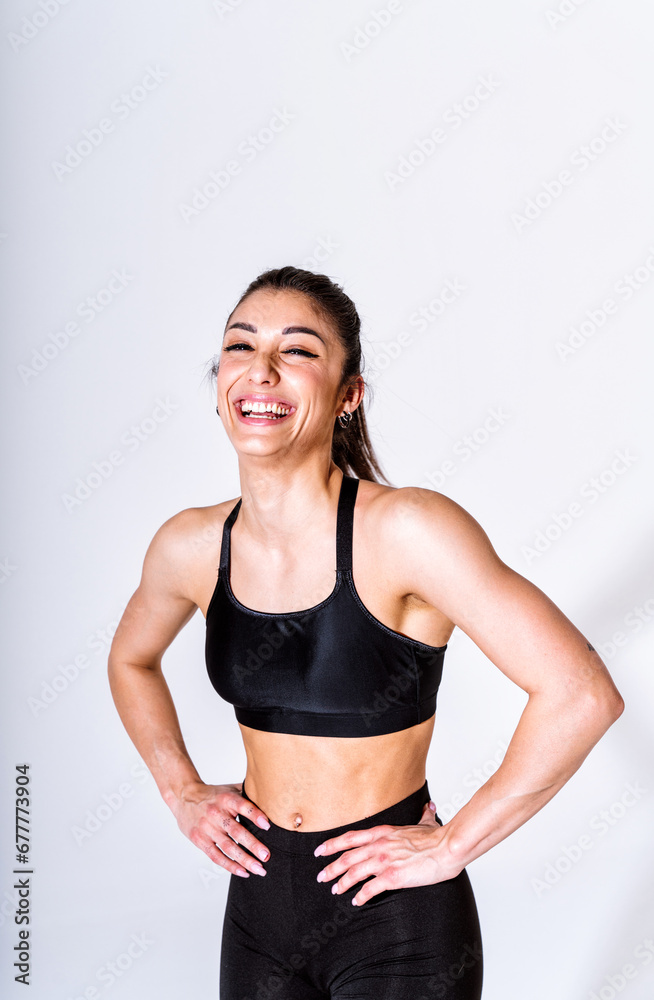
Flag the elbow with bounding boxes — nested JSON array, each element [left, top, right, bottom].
[[604, 689, 625, 724], [107, 655, 123, 698], [596, 672, 626, 725], [578, 683, 625, 738], [107, 653, 125, 681]]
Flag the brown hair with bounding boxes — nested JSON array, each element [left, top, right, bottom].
[[213, 266, 391, 485]]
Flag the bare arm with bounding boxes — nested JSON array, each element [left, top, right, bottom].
[[398, 489, 625, 869], [314, 488, 625, 902], [107, 509, 271, 875]]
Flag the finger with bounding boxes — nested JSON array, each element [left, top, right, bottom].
[[330, 857, 384, 895], [199, 800, 271, 861], [316, 844, 378, 883], [219, 814, 271, 862], [417, 801, 439, 825], [314, 823, 393, 858], [211, 831, 268, 876], [189, 830, 251, 876], [352, 869, 400, 906], [234, 795, 271, 831]]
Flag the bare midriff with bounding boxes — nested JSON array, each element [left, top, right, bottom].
[[239, 714, 435, 831]]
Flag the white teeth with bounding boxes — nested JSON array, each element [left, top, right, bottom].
[[240, 400, 290, 416]]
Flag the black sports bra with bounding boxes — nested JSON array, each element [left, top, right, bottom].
[[205, 474, 447, 737]]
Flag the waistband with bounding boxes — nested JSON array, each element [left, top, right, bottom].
[[239, 778, 434, 855]]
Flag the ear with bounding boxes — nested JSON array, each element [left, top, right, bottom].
[[340, 375, 365, 411]]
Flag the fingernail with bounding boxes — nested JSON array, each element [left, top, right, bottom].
[[258, 848, 269, 861], [257, 817, 271, 830], [316, 871, 324, 882], [351, 897, 359, 906], [252, 863, 267, 876], [314, 845, 325, 857], [236, 869, 249, 878], [331, 884, 339, 894], [429, 801, 436, 812]]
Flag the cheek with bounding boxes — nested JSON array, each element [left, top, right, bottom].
[[216, 357, 242, 387], [297, 364, 340, 396]]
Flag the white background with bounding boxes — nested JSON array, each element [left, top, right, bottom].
[[1, 1, 653, 998]]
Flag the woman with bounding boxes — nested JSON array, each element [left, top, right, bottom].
[[108, 266, 624, 999]]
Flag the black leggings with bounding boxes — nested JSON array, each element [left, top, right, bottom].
[[219, 779, 483, 999]]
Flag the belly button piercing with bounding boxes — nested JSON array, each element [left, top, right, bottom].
[[294, 814, 302, 828]]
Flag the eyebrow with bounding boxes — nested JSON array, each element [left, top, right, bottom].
[[225, 321, 326, 346]]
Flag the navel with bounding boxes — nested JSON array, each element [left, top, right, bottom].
[[293, 813, 303, 828]]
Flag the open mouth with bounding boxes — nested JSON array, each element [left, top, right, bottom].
[[235, 399, 295, 423]]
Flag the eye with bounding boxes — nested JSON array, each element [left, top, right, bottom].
[[223, 343, 318, 358]]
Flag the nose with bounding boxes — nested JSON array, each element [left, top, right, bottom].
[[246, 350, 280, 385]]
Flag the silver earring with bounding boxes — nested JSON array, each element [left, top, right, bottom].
[[337, 411, 352, 428], [215, 405, 220, 415]]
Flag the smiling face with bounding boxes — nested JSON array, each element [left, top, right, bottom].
[[216, 288, 363, 463]]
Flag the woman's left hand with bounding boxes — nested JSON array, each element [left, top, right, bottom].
[[314, 800, 463, 906]]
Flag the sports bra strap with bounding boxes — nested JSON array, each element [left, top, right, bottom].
[[219, 497, 242, 573], [218, 475, 359, 575], [336, 475, 359, 573]]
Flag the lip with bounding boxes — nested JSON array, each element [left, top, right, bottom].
[[231, 393, 296, 426], [234, 393, 296, 407]]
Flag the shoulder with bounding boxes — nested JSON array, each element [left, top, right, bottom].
[[360, 482, 494, 557], [147, 499, 238, 554], [358, 482, 504, 601], [140, 498, 240, 593], [155, 498, 239, 546]]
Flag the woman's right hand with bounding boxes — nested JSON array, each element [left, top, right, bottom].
[[168, 781, 271, 876]]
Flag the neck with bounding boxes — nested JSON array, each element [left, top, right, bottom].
[[234, 454, 345, 547]]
